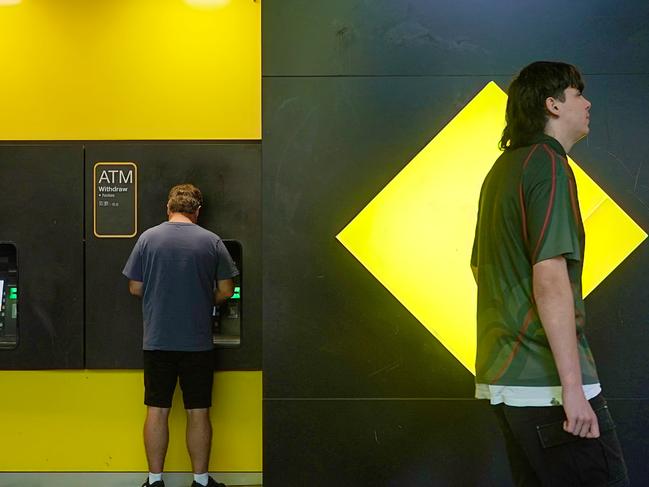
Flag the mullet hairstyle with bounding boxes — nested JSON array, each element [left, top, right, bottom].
[[167, 183, 203, 214], [500, 61, 585, 150]]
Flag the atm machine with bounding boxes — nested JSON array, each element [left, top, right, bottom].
[[213, 240, 242, 348], [0, 243, 18, 350]]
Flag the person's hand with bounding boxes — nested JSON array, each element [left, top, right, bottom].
[[562, 385, 599, 438]]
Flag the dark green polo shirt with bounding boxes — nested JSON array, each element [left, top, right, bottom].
[[471, 135, 599, 388]]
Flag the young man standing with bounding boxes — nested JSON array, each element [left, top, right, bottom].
[[124, 184, 238, 487], [471, 62, 629, 486]]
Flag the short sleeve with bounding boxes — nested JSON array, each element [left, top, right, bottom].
[[471, 228, 478, 268], [215, 239, 239, 280], [524, 153, 581, 265], [122, 238, 144, 281], [471, 182, 484, 269]]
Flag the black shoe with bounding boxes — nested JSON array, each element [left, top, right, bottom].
[[142, 480, 165, 487], [191, 477, 226, 487]]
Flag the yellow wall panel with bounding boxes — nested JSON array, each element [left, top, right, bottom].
[[0, 370, 262, 471], [0, 0, 260, 140]]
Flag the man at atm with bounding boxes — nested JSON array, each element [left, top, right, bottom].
[[123, 183, 238, 487]]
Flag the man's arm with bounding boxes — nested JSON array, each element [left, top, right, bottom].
[[128, 280, 143, 298], [533, 256, 599, 438], [214, 278, 234, 305]]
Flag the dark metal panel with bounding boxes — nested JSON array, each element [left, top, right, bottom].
[[608, 399, 649, 483], [264, 399, 512, 486], [264, 398, 646, 486], [0, 145, 84, 369], [85, 143, 261, 370], [262, 76, 502, 398], [585, 243, 649, 398], [264, 0, 649, 76]]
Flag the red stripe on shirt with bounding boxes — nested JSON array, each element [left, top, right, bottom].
[[531, 145, 557, 262], [519, 144, 540, 249], [560, 155, 580, 224], [489, 307, 535, 384]]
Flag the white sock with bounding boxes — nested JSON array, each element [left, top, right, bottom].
[[149, 472, 163, 484], [193, 472, 209, 486]]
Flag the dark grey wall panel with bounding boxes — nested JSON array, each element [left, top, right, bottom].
[[263, 76, 506, 398], [610, 399, 649, 483], [264, 399, 512, 486], [85, 143, 261, 370], [0, 145, 84, 369], [570, 75, 649, 228], [264, 0, 649, 76], [586, 243, 649, 398], [263, 398, 646, 485]]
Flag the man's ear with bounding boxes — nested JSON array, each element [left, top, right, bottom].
[[545, 96, 561, 117]]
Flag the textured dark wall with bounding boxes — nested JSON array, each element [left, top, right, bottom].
[[0, 145, 84, 369], [262, 1, 649, 484]]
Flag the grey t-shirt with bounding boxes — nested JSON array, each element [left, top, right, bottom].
[[122, 222, 239, 351]]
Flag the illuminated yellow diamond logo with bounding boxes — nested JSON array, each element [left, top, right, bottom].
[[336, 82, 647, 375]]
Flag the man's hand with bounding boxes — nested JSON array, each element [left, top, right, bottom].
[[562, 385, 599, 438], [214, 278, 234, 305], [128, 280, 143, 298]]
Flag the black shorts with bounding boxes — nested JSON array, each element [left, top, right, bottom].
[[143, 350, 214, 409]]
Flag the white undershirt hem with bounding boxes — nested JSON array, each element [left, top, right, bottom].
[[475, 383, 602, 407]]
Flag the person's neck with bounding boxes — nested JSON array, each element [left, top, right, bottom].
[[544, 126, 575, 154], [168, 212, 195, 224]]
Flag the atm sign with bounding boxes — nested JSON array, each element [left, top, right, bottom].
[[93, 162, 138, 238]]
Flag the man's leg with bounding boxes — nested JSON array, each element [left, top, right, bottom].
[[179, 351, 215, 482], [186, 408, 212, 473], [143, 350, 179, 483], [492, 404, 542, 487], [144, 406, 171, 473]]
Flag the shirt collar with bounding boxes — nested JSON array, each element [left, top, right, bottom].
[[531, 134, 567, 156]]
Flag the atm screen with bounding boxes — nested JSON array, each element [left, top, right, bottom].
[[212, 240, 242, 348], [0, 242, 19, 349]]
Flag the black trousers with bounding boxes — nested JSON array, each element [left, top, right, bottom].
[[493, 394, 629, 487]]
